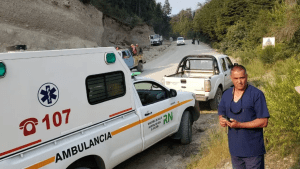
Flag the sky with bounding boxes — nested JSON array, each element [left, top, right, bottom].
[[155, 0, 207, 15]]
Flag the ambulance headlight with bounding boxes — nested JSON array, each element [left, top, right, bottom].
[[0, 62, 6, 77], [105, 53, 116, 64]]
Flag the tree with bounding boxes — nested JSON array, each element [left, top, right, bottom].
[[170, 9, 193, 38], [163, 0, 172, 15]]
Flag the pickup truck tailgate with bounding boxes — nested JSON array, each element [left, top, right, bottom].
[[164, 77, 205, 92]]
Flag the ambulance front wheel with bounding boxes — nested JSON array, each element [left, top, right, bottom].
[[137, 62, 143, 72]]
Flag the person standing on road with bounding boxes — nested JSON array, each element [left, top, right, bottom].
[[218, 64, 270, 169], [131, 44, 137, 56], [197, 39, 200, 45]]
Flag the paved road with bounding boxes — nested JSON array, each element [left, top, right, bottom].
[[114, 40, 221, 169], [142, 40, 219, 83]]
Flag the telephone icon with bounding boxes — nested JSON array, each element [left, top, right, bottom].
[[19, 118, 38, 136]]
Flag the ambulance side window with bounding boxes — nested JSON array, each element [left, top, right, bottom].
[[86, 71, 126, 105]]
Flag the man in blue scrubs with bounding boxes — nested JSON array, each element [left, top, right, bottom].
[[218, 64, 270, 169]]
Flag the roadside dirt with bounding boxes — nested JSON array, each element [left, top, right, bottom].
[[114, 102, 219, 169], [143, 41, 173, 63]]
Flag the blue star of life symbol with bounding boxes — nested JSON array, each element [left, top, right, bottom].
[[38, 83, 59, 107], [40, 85, 57, 104]]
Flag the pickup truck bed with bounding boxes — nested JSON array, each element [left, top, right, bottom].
[[163, 55, 234, 110]]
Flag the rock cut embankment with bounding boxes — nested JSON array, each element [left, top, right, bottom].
[[0, 0, 154, 52]]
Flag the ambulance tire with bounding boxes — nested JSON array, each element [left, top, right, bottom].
[[137, 62, 143, 72], [179, 111, 192, 145], [74, 168, 91, 169]]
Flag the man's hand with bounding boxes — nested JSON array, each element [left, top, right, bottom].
[[218, 115, 228, 127], [226, 119, 241, 128], [226, 118, 268, 128]]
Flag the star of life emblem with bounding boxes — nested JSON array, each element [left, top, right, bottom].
[[38, 83, 59, 107]]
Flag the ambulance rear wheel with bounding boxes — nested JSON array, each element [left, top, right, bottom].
[[179, 111, 192, 145], [137, 62, 143, 72]]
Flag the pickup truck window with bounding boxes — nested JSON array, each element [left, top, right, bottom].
[[225, 57, 233, 68], [86, 71, 126, 105], [220, 58, 227, 72], [152, 35, 159, 39], [126, 50, 133, 57], [188, 59, 213, 70], [134, 82, 168, 106], [122, 51, 129, 59]]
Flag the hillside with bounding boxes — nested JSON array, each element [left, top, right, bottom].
[[0, 0, 154, 53]]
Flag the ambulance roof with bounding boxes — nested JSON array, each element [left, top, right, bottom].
[[0, 47, 116, 60]]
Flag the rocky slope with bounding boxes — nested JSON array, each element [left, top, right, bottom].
[[0, 0, 154, 53]]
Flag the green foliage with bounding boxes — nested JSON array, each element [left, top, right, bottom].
[[259, 46, 278, 64], [258, 43, 295, 64], [219, 20, 250, 54], [192, 0, 276, 43], [170, 9, 193, 38], [264, 57, 300, 155], [162, 0, 172, 15]]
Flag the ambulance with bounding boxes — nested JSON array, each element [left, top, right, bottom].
[[0, 47, 200, 169]]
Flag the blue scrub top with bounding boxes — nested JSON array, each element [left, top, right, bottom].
[[218, 85, 270, 157]]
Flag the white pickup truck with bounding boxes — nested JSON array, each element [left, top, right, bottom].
[[149, 34, 163, 46], [163, 54, 234, 110], [0, 47, 199, 169]]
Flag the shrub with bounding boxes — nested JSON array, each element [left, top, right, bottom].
[[264, 57, 300, 155]]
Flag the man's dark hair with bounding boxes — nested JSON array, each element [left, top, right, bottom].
[[231, 64, 247, 75]]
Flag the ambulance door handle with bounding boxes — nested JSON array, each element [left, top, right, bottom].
[[145, 111, 152, 116]]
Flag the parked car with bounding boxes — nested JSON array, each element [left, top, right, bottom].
[[163, 54, 234, 110], [117, 49, 134, 69], [177, 37, 185, 45], [117, 49, 146, 72], [149, 34, 163, 46]]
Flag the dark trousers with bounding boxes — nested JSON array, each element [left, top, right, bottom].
[[231, 155, 265, 169]]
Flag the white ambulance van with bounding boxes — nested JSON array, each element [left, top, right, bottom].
[[0, 47, 200, 169]]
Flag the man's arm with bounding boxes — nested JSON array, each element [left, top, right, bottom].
[[226, 118, 268, 128]]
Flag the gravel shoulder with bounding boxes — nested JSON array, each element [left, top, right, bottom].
[[114, 41, 221, 169], [114, 109, 219, 169]]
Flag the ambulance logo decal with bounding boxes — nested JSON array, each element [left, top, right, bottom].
[[38, 83, 59, 107]]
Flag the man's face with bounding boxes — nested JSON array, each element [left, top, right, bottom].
[[231, 70, 247, 90]]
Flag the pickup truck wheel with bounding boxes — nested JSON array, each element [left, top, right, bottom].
[[210, 87, 222, 110], [137, 62, 143, 72], [179, 111, 192, 145]]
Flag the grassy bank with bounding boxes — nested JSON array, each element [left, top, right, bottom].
[[187, 56, 300, 168], [187, 126, 230, 169], [187, 1, 300, 168]]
